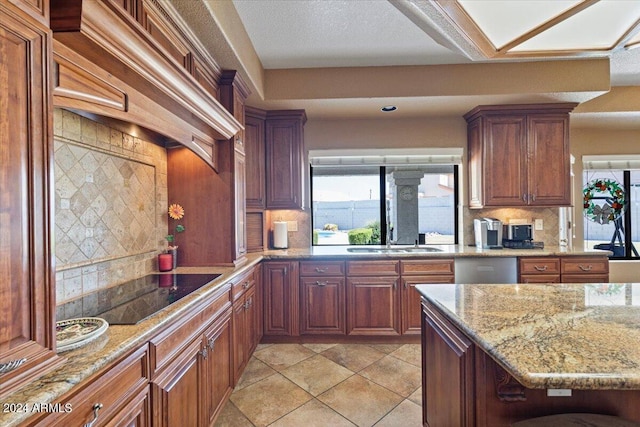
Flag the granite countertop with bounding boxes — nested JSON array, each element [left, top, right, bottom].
[[264, 244, 611, 258], [0, 246, 612, 425], [416, 282, 640, 390], [0, 255, 264, 427]]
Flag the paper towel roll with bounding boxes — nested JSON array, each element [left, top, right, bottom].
[[273, 221, 288, 249]]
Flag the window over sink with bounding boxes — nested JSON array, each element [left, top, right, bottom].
[[310, 149, 461, 246]]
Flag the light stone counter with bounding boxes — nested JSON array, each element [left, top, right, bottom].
[[0, 246, 611, 425], [416, 282, 640, 390], [0, 255, 263, 427], [263, 244, 611, 258]]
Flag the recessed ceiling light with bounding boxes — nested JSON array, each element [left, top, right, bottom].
[[381, 105, 397, 112]]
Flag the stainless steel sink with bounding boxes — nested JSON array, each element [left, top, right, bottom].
[[346, 247, 443, 253]]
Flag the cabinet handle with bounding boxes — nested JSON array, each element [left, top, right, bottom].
[[199, 347, 208, 359], [315, 281, 327, 286], [523, 194, 527, 203], [531, 194, 536, 202], [83, 403, 103, 427], [315, 267, 328, 273], [579, 264, 593, 271], [0, 358, 27, 374], [534, 265, 548, 272], [208, 338, 215, 350], [242, 281, 250, 289]]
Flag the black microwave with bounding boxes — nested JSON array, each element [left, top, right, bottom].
[[503, 224, 533, 241]]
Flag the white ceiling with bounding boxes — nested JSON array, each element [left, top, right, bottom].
[[181, 0, 640, 126]]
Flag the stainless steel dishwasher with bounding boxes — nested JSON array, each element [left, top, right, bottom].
[[454, 257, 517, 283]]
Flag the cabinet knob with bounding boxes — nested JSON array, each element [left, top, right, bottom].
[[579, 264, 593, 271], [83, 403, 103, 427], [242, 281, 249, 289], [534, 265, 548, 272]]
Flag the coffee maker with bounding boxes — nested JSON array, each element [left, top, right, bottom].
[[474, 218, 503, 249]]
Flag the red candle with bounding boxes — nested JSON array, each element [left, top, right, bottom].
[[159, 273, 174, 287], [158, 253, 173, 272]]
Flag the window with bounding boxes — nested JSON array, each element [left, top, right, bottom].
[[582, 169, 639, 259], [311, 164, 458, 246]]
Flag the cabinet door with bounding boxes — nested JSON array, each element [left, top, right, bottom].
[[151, 338, 205, 427], [265, 114, 305, 209], [235, 151, 247, 259], [422, 302, 475, 427], [300, 277, 346, 335], [245, 109, 266, 209], [263, 262, 299, 336], [233, 293, 249, 383], [347, 277, 400, 336], [0, 6, 60, 398], [483, 116, 528, 206], [104, 386, 150, 427], [204, 311, 233, 426], [526, 115, 571, 206], [402, 276, 454, 335]]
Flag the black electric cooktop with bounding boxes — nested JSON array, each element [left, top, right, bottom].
[[57, 273, 221, 325]]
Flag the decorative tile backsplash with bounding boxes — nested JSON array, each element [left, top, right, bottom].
[[54, 109, 168, 305], [464, 207, 560, 246]]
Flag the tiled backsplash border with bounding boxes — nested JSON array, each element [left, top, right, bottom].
[[54, 109, 168, 305]]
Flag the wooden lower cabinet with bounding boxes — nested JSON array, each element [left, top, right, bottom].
[[152, 338, 204, 427], [151, 306, 233, 427], [233, 284, 257, 383], [402, 275, 454, 334], [300, 277, 346, 334], [347, 276, 400, 336], [422, 300, 475, 427], [519, 256, 608, 283], [204, 312, 234, 426], [33, 345, 150, 427], [401, 260, 455, 335], [263, 261, 299, 336]]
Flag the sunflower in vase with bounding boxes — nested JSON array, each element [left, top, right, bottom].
[[166, 203, 186, 250]]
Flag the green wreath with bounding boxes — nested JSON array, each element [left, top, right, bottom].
[[583, 178, 626, 224]]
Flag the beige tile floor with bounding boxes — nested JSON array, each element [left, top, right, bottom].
[[215, 343, 422, 427]]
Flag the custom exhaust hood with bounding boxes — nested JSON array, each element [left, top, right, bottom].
[[50, 0, 243, 169]]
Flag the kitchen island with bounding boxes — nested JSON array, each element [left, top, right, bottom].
[[417, 282, 640, 426]]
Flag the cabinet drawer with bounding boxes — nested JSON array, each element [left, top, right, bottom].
[[231, 267, 256, 301], [300, 261, 345, 276], [347, 260, 399, 276], [519, 257, 560, 275], [150, 284, 231, 375], [401, 259, 454, 276], [562, 274, 609, 283], [34, 345, 149, 427], [561, 257, 608, 275], [520, 274, 561, 284]]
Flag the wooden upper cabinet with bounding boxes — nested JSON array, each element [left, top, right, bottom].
[[0, 3, 62, 398], [526, 114, 572, 206], [464, 103, 576, 208], [265, 110, 307, 210], [245, 107, 267, 210]]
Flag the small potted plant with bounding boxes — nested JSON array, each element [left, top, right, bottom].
[[165, 203, 186, 269]]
